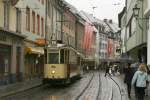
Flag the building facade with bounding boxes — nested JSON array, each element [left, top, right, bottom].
[[75, 14, 85, 54], [47, 0, 63, 46], [0, 0, 25, 85], [104, 19, 121, 61], [119, 0, 148, 63], [15, 0, 46, 79], [62, 7, 76, 48]]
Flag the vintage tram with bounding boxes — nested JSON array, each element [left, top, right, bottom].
[[43, 45, 83, 84]]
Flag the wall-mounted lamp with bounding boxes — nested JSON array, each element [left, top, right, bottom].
[[133, 4, 140, 18]]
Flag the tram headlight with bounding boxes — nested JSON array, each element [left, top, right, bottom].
[[52, 70, 55, 74]]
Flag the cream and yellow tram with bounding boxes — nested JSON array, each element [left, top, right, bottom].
[[43, 46, 82, 84]]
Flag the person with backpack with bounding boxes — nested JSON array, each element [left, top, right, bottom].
[[132, 64, 148, 100]]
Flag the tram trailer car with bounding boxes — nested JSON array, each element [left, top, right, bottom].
[[43, 47, 82, 84]]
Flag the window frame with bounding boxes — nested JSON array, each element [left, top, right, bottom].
[[26, 7, 30, 31]]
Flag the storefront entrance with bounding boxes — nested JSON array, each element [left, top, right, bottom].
[[0, 44, 11, 85]]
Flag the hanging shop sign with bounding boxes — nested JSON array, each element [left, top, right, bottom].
[[35, 38, 47, 46]]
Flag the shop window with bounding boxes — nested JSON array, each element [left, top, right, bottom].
[[0, 45, 11, 78]]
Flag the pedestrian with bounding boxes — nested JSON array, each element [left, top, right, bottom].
[[105, 63, 111, 77], [130, 61, 139, 99], [132, 64, 148, 100], [123, 63, 133, 99]]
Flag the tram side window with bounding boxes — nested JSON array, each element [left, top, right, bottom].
[[60, 49, 64, 64], [48, 53, 59, 64]]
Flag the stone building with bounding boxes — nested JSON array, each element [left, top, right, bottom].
[[15, 0, 46, 79], [0, 0, 25, 85]]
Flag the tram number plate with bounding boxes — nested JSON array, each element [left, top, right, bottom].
[[51, 66, 56, 68]]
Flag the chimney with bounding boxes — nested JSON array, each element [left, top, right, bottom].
[[104, 19, 107, 22], [109, 19, 112, 23]]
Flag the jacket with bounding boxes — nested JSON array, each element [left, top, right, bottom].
[[132, 71, 148, 88], [124, 67, 134, 84]]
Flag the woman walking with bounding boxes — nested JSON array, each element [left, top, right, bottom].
[[132, 64, 148, 100]]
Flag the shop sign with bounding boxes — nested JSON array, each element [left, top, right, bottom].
[[35, 38, 47, 46]]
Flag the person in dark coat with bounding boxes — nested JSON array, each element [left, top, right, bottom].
[[105, 63, 111, 77], [123, 63, 134, 98]]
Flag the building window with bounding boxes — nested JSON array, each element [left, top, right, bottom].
[[129, 22, 132, 37], [26, 7, 30, 31], [4, 2, 9, 30], [37, 15, 40, 35], [16, 8, 21, 33], [41, 18, 44, 37], [32, 11, 35, 33]]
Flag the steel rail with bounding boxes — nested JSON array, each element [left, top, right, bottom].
[[108, 76, 122, 100], [75, 72, 94, 100], [96, 71, 101, 100]]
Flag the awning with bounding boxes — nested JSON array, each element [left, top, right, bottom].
[[25, 47, 44, 54]]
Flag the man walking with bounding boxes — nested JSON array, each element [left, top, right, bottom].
[[105, 62, 111, 77]]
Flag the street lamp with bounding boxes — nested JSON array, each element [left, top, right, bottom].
[[133, 4, 140, 19], [133, 4, 149, 20]]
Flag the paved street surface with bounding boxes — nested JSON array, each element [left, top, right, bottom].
[[112, 74, 150, 100], [0, 71, 150, 100]]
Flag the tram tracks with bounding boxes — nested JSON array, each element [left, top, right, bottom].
[[100, 74, 122, 100], [108, 76, 122, 100], [96, 72, 101, 100], [75, 71, 101, 100]]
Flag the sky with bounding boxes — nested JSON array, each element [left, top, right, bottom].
[[65, 0, 125, 23]]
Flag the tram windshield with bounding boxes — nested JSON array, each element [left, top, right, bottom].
[[48, 53, 59, 64]]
